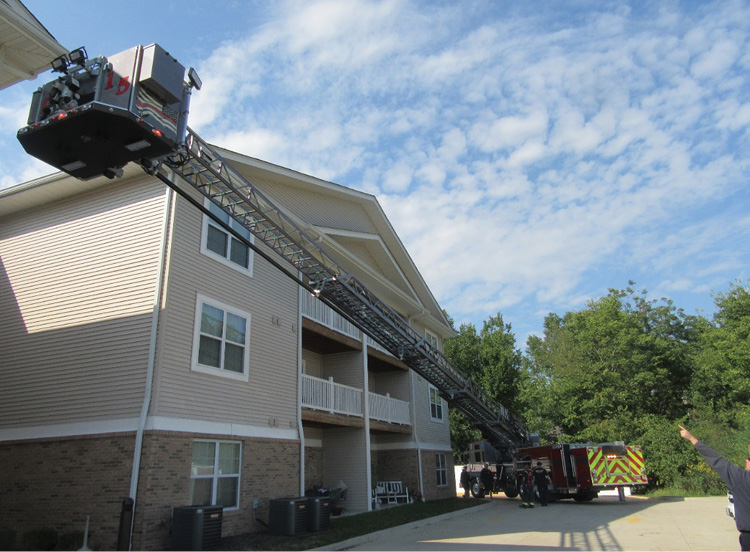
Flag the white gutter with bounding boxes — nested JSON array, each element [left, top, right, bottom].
[[297, 286, 305, 495], [410, 370, 424, 499], [128, 183, 174, 547], [363, 335, 373, 511]]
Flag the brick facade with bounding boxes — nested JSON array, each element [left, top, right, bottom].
[[304, 445, 325, 490], [419, 448, 456, 501], [133, 432, 300, 550], [371, 447, 455, 502], [0, 431, 301, 551], [0, 433, 135, 550]]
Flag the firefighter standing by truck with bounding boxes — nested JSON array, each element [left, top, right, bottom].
[[533, 462, 552, 506], [520, 470, 535, 508], [480, 463, 494, 497]]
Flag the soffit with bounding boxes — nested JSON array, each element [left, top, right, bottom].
[[0, 164, 143, 218], [0, 0, 67, 91]]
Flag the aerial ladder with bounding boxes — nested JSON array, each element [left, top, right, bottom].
[[16, 43, 530, 451]]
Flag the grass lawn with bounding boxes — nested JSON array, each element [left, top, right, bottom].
[[221, 497, 487, 551]]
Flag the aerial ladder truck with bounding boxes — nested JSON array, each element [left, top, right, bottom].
[[16, 44, 645, 506]]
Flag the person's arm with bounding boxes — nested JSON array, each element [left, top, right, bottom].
[[678, 424, 698, 445], [678, 424, 744, 489]]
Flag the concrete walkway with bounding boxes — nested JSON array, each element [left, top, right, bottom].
[[323, 495, 738, 551]]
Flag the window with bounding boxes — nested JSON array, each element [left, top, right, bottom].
[[436, 453, 448, 486], [425, 329, 438, 348], [192, 295, 251, 381], [201, 199, 254, 274], [190, 440, 241, 509], [429, 384, 443, 422]]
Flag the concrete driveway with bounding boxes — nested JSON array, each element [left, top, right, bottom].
[[327, 495, 738, 551]]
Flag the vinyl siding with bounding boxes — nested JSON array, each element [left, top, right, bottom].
[[0, 177, 168, 428], [323, 427, 369, 511], [242, 173, 378, 234], [412, 372, 451, 445], [302, 349, 323, 378], [368, 370, 411, 403], [151, 184, 299, 431]]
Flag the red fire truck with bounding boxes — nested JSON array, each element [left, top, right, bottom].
[[463, 440, 647, 501]]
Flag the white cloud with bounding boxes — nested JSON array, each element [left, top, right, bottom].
[[690, 38, 740, 79]]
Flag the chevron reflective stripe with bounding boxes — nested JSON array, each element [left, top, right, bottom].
[[587, 445, 648, 485], [587, 447, 604, 483], [627, 446, 645, 472], [627, 446, 648, 483]]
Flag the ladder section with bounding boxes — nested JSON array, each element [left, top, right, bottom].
[[163, 130, 528, 447]]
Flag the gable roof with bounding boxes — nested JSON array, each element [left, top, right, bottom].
[[216, 148, 456, 339], [0, 0, 67, 91]]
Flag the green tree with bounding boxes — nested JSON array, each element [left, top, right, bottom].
[[523, 285, 699, 443], [444, 312, 522, 460], [690, 281, 750, 414]]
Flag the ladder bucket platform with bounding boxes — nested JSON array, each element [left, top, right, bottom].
[[17, 101, 178, 180], [17, 43, 189, 181]]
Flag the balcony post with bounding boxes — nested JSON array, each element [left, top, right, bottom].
[[328, 377, 335, 414]]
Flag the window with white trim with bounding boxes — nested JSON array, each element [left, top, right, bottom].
[[436, 453, 448, 486], [425, 329, 438, 348], [190, 440, 241, 509], [192, 295, 251, 381], [429, 384, 443, 422], [201, 199, 254, 275]]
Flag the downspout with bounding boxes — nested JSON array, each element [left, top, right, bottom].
[[128, 182, 174, 548], [297, 286, 305, 495], [363, 335, 372, 511], [410, 370, 424, 500]]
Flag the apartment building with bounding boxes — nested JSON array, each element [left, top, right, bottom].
[[0, 151, 456, 550]]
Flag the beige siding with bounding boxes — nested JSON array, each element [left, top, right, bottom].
[[323, 351, 365, 389], [302, 349, 323, 377], [368, 370, 411, 403], [248, 173, 377, 234], [151, 185, 299, 430], [0, 177, 168, 427], [323, 427, 369, 511], [412, 372, 452, 445]]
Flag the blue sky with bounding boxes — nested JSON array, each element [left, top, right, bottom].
[[2, 0, 749, 345]]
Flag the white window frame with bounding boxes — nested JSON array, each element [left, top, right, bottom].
[[191, 294, 251, 382], [436, 453, 448, 487], [200, 198, 255, 276], [190, 439, 242, 510], [429, 384, 444, 423], [425, 329, 439, 349]]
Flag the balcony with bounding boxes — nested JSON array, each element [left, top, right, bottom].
[[301, 292, 407, 372], [301, 291, 360, 341], [301, 374, 411, 428]]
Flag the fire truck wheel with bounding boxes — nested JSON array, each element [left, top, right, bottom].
[[573, 492, 596, 502], [504, 488, 519, 498], [471, 479, 484, 498]]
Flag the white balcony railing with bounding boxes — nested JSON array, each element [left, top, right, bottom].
[[302, 374, 362, 417], [301, 291, 360, 340], [368, 392, 411, 425], [301, 374, 411, 426]]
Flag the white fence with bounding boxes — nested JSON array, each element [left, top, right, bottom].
[[300, 291, 360, 340], [368, 392, 411, 425], [301, 374, 411, 425], [302, 374, 362, 416]]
